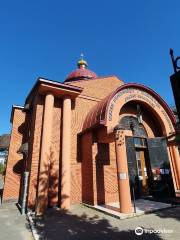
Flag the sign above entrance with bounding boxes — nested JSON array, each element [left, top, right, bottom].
[[107, 87, 174, 135], [82, 83, 175, 137]]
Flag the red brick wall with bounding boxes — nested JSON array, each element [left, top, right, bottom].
[[48, 99, 62, 207], [71, 97, 98, 204], [70, 77, 123, 204], [27, 96, 62, 209], [3, 108, 27, 201], [4, 76, 124, 207], [67, 76, 124, 99], [81, 138, 119, 205], [27, 95, 44, 209], [103, 142, 119, 203], [91, 142, 119, 205], [81, 132, 94, 204]]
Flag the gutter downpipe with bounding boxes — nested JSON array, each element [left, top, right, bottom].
[[21, 171, 29, 215]]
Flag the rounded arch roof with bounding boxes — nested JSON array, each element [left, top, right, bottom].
[[82, 83, 176, 134]]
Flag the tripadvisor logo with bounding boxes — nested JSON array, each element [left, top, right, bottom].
[[135, 227, 143, 235], [135, 227, 173, 235]]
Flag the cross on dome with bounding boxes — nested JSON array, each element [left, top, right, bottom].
[[77, 53, 88, 69], [64, 55, 97, 82]]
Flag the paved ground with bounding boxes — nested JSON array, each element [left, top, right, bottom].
[[0, 203, 179, 240], [0, 203, 33, 240], [91, 199, 171, 219], [34, 204, 180, 240]]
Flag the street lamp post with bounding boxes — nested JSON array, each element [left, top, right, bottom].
[[170, 49, 180, 122]]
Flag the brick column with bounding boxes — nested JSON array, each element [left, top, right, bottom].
[[114, 128, 132, 214], [170, 145, 180, 189], [61, 96, 71, 209], [36, 93, 54, 215]]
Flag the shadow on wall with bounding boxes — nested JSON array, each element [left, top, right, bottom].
[[34, 150, 60, 212], [95, 143, 110, 205], [28, 148, 70, 212], [81, 138, 116, 205], [13, 158, 25, 205], [34, 208, 164, 240], [13, 159, 24, 175]]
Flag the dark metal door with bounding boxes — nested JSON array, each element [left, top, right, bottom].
[[147, 137, 174, 198], [126, 136, 140, 199], [126, 136, 137, 183]]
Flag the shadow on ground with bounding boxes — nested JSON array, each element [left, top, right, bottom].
[[154, 206, 180, 221], [35, 208, 163, 240]]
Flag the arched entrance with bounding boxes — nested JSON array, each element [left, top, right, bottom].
[[81, 83, 180, 213], [119, 103, 175, 201]]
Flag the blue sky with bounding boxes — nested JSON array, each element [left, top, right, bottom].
[[0, 0, 180, 134]]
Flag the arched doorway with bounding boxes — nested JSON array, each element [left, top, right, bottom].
[[81, 83, 180, 213], [119, 102, 175, 201]]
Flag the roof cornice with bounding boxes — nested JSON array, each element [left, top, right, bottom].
[[25, 77, 83, 105]]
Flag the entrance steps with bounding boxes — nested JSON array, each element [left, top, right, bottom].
[[83, 199, 174, 220]]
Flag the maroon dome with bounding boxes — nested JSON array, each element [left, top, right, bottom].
[[65, 68, 97, 82], [65, 57, 97, 82]]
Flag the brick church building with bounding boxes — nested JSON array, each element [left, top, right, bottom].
[[3, 58, 180, 214]]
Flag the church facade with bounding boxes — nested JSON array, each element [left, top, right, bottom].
[[3, 58, 180, 214]]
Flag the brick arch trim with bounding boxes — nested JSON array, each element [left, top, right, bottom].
[[82, 83, 176, 134]]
